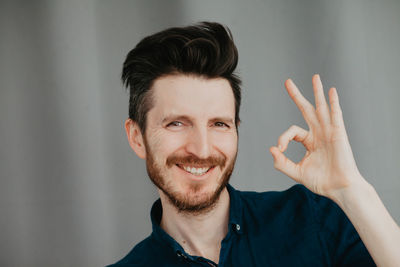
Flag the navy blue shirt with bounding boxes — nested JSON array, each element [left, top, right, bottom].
[[108, 184, 375, 266]]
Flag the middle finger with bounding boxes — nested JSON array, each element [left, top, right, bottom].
[[285, 78, 319, 129]]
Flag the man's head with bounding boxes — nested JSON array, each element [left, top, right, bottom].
[[122, 21, 241, 133], [123, 22, 241, 214]]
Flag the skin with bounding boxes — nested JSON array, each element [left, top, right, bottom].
[[126, 74, 238, 262], [126, 73, 400, 265], [270, 75, 400, 267]]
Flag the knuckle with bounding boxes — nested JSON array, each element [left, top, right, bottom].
[[316, 106, 327, 114], [279, 131, 289, 140], [298, 105, 307, 113], [307, 104, 316, 113], [302, 104, 312, 112], [277, 136, 285, 145]]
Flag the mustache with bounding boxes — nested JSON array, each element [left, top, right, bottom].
[[166, 154, 226, 168]]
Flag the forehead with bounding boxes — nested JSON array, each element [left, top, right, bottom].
[[149, 74, 235, 120]]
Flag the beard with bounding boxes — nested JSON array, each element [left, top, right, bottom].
[[143, 138, 237, 215]]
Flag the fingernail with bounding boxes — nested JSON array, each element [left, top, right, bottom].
[[278, 145, 282, 151]]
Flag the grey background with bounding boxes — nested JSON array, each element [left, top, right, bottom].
[[1, 0, 399, 266]]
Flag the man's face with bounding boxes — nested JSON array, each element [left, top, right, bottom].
[[143, 74, 238, 214]]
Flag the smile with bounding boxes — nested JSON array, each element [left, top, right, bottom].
[[176, 164, 214, 176]]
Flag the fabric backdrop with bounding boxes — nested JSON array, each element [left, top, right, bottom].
[[1, 0, 399, 266]]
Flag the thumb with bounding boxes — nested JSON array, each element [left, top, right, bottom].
[[269, 146, 301, 183]]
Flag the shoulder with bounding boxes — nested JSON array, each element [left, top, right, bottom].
[[237, 184, 339, 232], [238, 183, 316, 212], [235, 185, 375, 265]]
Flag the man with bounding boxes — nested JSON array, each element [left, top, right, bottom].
[[108, 22, 400, 266]]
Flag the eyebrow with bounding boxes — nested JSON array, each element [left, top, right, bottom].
[[161, 115, 192, 124], [161, 115, 234, 125]]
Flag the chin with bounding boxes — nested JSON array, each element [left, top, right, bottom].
[[160, 179, 225, 214], [180, 177, 222, 195]]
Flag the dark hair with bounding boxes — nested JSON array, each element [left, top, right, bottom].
[[121, 21, 241, 133]]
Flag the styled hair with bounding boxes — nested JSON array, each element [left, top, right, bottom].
[[121, 21, 241, 133]]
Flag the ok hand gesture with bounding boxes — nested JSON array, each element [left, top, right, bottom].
[[270, 74, 365, 199]]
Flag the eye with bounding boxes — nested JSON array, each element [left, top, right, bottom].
[[166, 121, 183, 127], [214, 121, 230, 128]]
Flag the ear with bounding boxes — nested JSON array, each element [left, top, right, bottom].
[[125, 118, 146, 159]]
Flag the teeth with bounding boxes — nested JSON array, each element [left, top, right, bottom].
[[182, 166, 210, 176]]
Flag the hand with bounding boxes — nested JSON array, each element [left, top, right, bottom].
[[269, 74, 365, 199]]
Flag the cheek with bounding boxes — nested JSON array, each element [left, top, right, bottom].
[[147, 131, 187, 159], [213, 133, 238, 157]]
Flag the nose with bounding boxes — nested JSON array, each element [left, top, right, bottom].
[[185, 126, 211, 159]]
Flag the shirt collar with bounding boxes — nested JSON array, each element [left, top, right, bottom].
[[149, 184, 244, 254]]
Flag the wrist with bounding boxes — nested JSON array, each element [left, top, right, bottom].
[[329, 175, 375, 209]]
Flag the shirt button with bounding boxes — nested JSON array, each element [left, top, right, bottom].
[[235, 224, 241, 231], [176, 251, 187, 259]]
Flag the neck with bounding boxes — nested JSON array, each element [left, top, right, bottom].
[[159, 187, 230, 263]]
